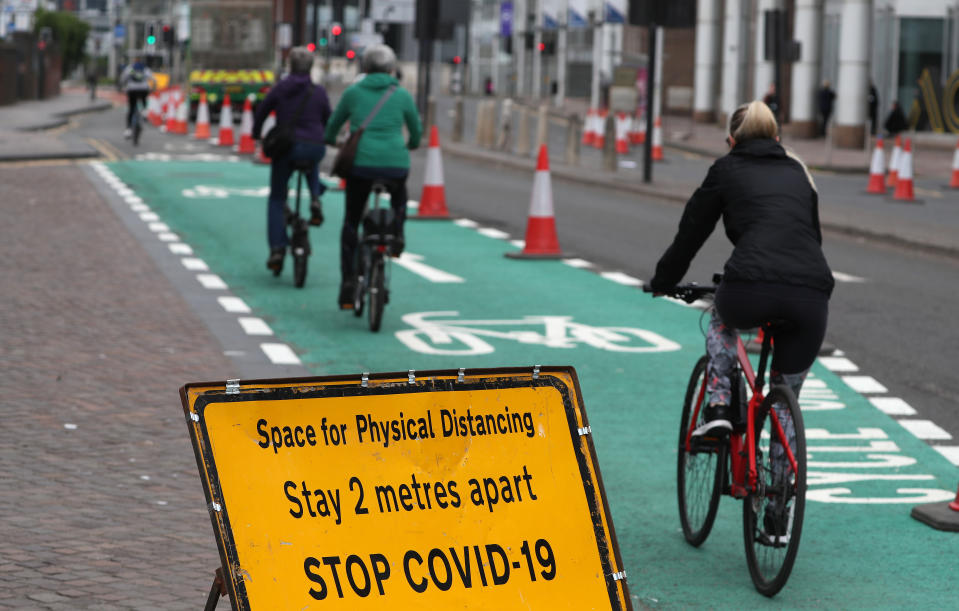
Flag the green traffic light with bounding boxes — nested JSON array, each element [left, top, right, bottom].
[[319, 37, 328, 46], [146, 35, 156, 44]]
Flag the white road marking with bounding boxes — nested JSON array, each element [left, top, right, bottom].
[[218, 296, 251, 313], [168, 243, 193, 255], [196, 274, 228, 290], [869, 397, 917, 416], [818, 356, 859, 372], [898, 420, 952, 440], [130, 203, 149, 212], [454, 218, 479, 228], [477, 227, 510, 239], [842, 375, 888, 394], [933, 446, 959, 466], [123, 195, 144, 205], [139, 211, 160, 222], [181, 257, 209, 271], [394, 253, 465, 283], [601, 271, 644, 286], [562, 258, 594, 269], [238, 317, 273, 336], [157, 232, 180, 242], [260, 343, 301, 365], [832, 271, 866, 282], [407, 199, 420, 210], [148, 222, 171, 233], [510, 239, 525, 248]]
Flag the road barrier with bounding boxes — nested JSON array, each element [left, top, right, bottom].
[[582, 108, 597, 147], [217, 93, 235, 147], [506, 144, 563, 259], [866, 136, 886, 194], [164, 91, 179, 133], [630, 112, 646, 145], [416, 125, 451, 219], [147, 92, 162, 127], [172, 94, 189, 135], [615, 112, 629, 154]]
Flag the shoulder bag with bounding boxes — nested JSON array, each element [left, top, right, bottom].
[[262, 84, 315, 159], [331, 85, 397, 178]]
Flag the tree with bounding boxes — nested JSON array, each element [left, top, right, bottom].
[[34, 9, 90, 76]]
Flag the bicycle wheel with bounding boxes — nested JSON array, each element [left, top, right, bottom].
[[353, 273, 365, 318], [368, 257, 385, 332], [132, 115, 141, 146], [291, 221, 309, 288], [743, 385, 806, 597], [677, 356, 726, 547]]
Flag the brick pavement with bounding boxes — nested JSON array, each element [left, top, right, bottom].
[[0, 163, 235, 610]]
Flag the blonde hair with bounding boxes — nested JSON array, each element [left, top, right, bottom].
[[728, 100, 778, 142]]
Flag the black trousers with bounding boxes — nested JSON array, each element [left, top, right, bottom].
[[126, 90, 149, 128], [341, 174, 408, 282], [715, 281, 830, 375]]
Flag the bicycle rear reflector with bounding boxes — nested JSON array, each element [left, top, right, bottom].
[[180, 367, 631, 610]]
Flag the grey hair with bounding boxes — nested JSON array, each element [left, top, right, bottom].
[[362, 44, 397, 74], [289, 46, 314, 74]]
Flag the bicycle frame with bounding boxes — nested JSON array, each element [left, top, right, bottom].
[[684, 328, 800, 498]]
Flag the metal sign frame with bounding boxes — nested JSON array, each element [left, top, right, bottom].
[[180, 367, 631, 611]]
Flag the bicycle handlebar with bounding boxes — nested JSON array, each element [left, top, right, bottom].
[[642, 283, 717, 304]]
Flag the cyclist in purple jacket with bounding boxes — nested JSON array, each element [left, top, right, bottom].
[[253, 46, 332, 274]]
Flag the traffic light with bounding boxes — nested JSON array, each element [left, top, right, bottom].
[[162, 24, 174, 46], [345, 49, 355, 60], [318, 27, 328, 47], [307, 42, 316, 52], [145, 23, 156, 46], [452, 55, 461, 65]]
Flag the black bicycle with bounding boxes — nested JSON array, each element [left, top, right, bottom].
[[130, 97, 144, 146], [352, 183, 397, 332], [275, 160, 314, 288]]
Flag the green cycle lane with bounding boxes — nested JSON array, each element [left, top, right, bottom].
[[110, 159, 957, 609]]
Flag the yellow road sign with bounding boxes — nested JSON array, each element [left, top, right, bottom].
[[181, 367, 630, 610]]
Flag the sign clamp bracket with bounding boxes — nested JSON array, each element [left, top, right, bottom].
[[225, 379, 240, 394], [578, 425, 592, 436], [457, 367, 465, 383], [408, 370, 416, 385], [610, 570, 627, 581], [532, 365, 541, 380], [361, 372, 370, 388]]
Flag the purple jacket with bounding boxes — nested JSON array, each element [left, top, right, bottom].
[[252, 73, 331, 143]]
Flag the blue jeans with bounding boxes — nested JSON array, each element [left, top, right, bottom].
[[267, 141, 326, 249]]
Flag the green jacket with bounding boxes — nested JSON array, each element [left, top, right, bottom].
[[325, 73, 422, 170]]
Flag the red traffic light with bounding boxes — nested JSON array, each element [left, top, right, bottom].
[[331, 24, 342, 36], [538, 42, 545, 52], [345, 49, 356, 59], [452, 55, 461, 64], [162, 25, 170, 32], [306, 43, 316, 52]]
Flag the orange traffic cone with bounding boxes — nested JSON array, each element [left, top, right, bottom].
[[892, 138, 915, 201], [949, 138, 959, 189], [630, 113, 646, 145], [147, 92, 161, 127], [887, 134, 902, 188], [253, 111, 275, 164], [582, 109, 597, 147], [193, 92, 211, 140], [236, 96, 256, 154], [615, 112, 629, 154], [172, 94, 189, 134], [416, 125, 451, 219], [594, 110, 607, 149], [651, 116, 664, 161], [164, 91, 179, 133], [217, 94, 235, 147], [866, 137, 886, 194], [506, 145, 563, 259]]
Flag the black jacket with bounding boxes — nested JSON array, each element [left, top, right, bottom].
[[651, 139, 834, 295]]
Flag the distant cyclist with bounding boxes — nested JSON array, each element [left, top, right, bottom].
[[324, 44, 422, 309], [119, 55, 155, 138], [649, 100, 833, 436]]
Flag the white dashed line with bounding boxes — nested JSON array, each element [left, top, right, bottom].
[[407, 199, 420, 210], [196, 274, 228, 290], [238, 317, 273, 336], [933, 446, 959, 466], [477, 227, 511, 239], [897, 420, 953, 440], [148, 222, 171, 233], [393, 253, 465, 283], [600, 271, 644, 286], [130, 203, 150, 212], [818, 356, 859, 372], [157, 232, 179, 241], [562, 258, 594, 269], [168, 243, 193, 255], [841, 375, 888, 394], [832, 271, 866, 283], [260, 343, 301, 365], [123, 195, 144, 205], [139, 211, 160, 222], [509, 239, 525, 248], [869, 396, 917, 416], [454, 218, 479, 228], [181, 257, 209, 271], [218, 296, 251, 313]]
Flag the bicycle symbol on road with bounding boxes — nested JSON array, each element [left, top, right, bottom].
[[395, 311, 681, 355]]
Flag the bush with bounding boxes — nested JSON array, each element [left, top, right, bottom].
[[34, 9, 90, 76]]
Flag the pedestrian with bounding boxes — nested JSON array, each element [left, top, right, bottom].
[[324, 44, 422, 310], [252, 46, 332, 275], [883, 101, 908, 136], [85, 56, 100, 101], [762, 83, 779, 116], [485, 76, 494, 96], [817, 80, 835, 137], [868, 82, 879, 136], [648, 100, 832, 500]]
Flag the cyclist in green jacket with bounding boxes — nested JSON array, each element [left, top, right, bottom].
[[325, 44, 423, 309]]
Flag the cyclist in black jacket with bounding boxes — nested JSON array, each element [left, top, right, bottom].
[[650, 100, 834, 435]]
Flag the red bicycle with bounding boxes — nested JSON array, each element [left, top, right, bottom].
[[647, 280, 807, 596]]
